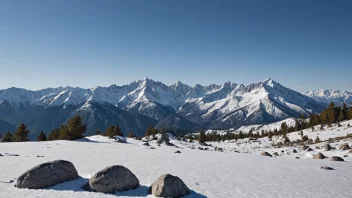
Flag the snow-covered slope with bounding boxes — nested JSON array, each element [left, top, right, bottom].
[[305, 89, 352, 106], [0, 78, 326, 129], [1, 125, 352, 198]]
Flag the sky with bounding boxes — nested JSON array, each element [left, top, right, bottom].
[[0, 0, 351, 92]]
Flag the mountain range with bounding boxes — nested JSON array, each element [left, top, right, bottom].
[[0, 78, 347, 139]]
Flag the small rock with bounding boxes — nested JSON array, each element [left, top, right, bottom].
[[295, 156, 300, 159], [143, 142, 150, 146], [150, 147, 155, 149], [306, 147, 313, 152], [323, 144, 331, 151], [175, 150, 181, 153], [348, 149, 352, 154], [273, 152, 279, 156], [86, 165, 139, 193], [292, 149, 298, 153], [300, 144, 308, 151], [16, 160, 78, 189], [329, 156, 345, 162], [148, 174, 190, 197], [260, 152, 272, 157], [116, 139, 127, 143], [320, 166, 334, 170], [313, 152, 326, 159], [338, 143, 350, 150]]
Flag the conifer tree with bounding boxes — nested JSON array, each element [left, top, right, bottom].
[[198, 130, 206, 143], [0, 132, 2, 139], [60, 115, 87, 140], [315, 136, 320, 143], [3, 132, 13, 142], [127, 132, 136, 138], [114, 125, 123, 137], [96, 129, 101, 135], [48, 127, 61, 141], [37, 130, 47, 141], [13, 123, 30, 142], [268, 131, 273, 140], [145, 126, 158, 137], [104, 125, 116, 137]]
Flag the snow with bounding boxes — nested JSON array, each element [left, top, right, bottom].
[[305, 89, 352, 105], [1, 124, 352, 198]]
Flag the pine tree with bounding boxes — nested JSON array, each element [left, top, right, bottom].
[[37, 130, 47, 141], [2, 132, 13, 142], [104, 125, 116, 137], [338, 111, 344, 122], [0, 132, 2, 139], [60, 115, 87, 140], [198, 130, 206, 143], [127, 132, 136, 138], [145, 126, 158, 137], [13, 123, 30, 142], [114, 125, 123, 137], [315, 136, 320, 143], [48, 127, 61, 141], [2, 132, 12, 142], [96, 129, 101, 135], [268, 131, 273, 140]]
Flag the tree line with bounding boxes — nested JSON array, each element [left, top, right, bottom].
[[189, 102, 352, 142]]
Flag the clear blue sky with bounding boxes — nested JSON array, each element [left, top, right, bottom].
[[0, 0, 351, 92]]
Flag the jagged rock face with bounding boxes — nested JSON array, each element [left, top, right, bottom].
[[305, 89, 352, 106], [0, 78, 327, 136], [16, 160, 78, 189]]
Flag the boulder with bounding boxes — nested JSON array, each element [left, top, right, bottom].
[[148, 174, 190, 197], [300, 144, 308, 151], [320, 166, 334, 170], [143, 142, 150, 146], [157, 133, 174, 146], [306, 147, 313, 152], [338, 143, 350, 150], [115, 139, 127, 143], [323, 144, 331, 151], [295, 156, 300, 159], [313, 152, 326, 159], [87, 165, 139, 193], [292, 149, 298, 153], [329, 156, 345, 162], [273, 152, 279, 156], [16, 160, 78, 189], [150, 147, 155, 149], [175, 150, 181, 153], [260, 152, 272, 157]]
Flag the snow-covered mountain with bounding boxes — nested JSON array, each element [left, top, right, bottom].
[[0, 78, 326, 134], [305, 89, 352, 106]]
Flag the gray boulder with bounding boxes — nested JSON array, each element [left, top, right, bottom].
[[87, 165, 139, 193], [16, 160, 78, 189], [329, 156, 345, 162], [292, 149, 298, 153], [323, 144, 331, 151], [320, 166, 334, 170], [143, 142, 150, 146], [273, 152, 279, 156], [299, 144, 308, 151], [158, 133, 174, 146], [115, 139, 127, 143], [313, 152, 326, 159], [260, 152, 272, 157], [149, 174, 190, 197], [338, 143, 350, 150], [306, 147, 313, 152]]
